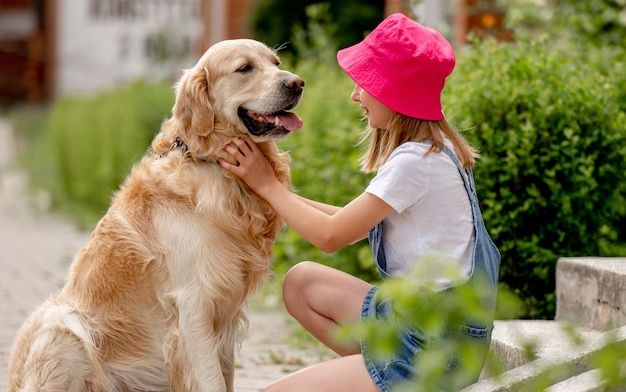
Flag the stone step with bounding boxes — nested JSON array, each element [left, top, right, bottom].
[[465, 322, 626, 391], [483, 320, 602, 378], [556, 257, 626, 331], [545, 369, 605, 392], [475, 258, 626, 379], [465, 257, 626, 391]]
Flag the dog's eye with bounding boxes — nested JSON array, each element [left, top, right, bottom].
[[236, 64, 253, 73]]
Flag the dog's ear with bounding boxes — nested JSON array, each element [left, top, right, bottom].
[[172, 66, 215, 137]]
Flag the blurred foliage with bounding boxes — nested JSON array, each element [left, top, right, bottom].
[[590, 336, 626, 390], [504, 0, 626, 45], [552, 0, 626, 45], [250, 0, 384, 60], [17, 81, 173, 227]]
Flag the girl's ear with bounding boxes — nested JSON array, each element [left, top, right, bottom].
[[172, 66, 215, 137]]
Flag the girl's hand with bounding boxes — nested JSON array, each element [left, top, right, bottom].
[[219, 138, 280, 196], [220, 140, 393, 252]]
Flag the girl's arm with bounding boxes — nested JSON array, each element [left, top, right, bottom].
[[295, 195, 341, 216], [219, 138, 392, 252], [296, 195, 371, 244]]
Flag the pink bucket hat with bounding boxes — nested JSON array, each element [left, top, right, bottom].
[[337, 13, 455, 121]]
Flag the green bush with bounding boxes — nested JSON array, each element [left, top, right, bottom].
[[38, 80, 173, 225], [505, 0, 626, 46], [555, 0, 626, 46], [443, 36, 626, 318]]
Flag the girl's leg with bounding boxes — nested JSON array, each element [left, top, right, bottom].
[[263, 354, 379, 392], [282, 261, 373, 356]]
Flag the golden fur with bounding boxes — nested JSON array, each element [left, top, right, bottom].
[[8, 39, 304, 392]]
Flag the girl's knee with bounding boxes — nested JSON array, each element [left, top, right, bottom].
[[282, 261, 319, 312], [283, 261, 309, 293], [284, 261, 314, 286]]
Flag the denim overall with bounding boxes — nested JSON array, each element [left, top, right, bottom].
[[362, 146, 501, 391]]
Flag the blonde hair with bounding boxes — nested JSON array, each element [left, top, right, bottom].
[[358, 113, 479, 173]]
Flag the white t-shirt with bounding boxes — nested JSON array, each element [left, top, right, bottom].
[[365, 141, 474, 288]]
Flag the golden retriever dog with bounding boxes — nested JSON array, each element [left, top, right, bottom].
[[8, 39, 304, 392]]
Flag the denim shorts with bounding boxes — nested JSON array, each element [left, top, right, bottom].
[[360, 286, 426, 392], [359, 286, 491, 391]]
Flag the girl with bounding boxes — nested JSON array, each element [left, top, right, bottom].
[[220, 13, 500, 392]]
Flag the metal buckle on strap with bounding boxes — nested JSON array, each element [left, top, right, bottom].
[[170, 137, 188, 154]]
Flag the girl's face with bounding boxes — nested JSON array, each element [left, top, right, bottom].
[[350, 84, 393, 129]]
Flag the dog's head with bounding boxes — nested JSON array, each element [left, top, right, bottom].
[[153, 39, 304, 159], [202, 39, 305, 139]]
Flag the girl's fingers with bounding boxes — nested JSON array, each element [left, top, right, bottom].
[[220, 138, 263, 175], [226, 138, 255, 159], [224, 144, 241, 157], [243, 137, 259, 154], [222, 156, 239, 171]]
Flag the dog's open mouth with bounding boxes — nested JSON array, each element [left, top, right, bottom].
[[238, 108, 303, 138]]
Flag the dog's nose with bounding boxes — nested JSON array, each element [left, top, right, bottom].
[[283, 76, 305, 90]]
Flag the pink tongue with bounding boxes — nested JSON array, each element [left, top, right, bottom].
[[268, 113, 304, 131]]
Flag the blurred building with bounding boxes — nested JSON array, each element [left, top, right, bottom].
[[0, 0, 253, 103], [0, 0, 510, 105]]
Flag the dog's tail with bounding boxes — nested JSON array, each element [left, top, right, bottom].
[[8, 300, 108, 392]]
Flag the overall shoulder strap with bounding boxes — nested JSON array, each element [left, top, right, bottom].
[[441, 146, 476, 201]]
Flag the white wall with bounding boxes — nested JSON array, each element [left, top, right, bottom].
[[56, 0, 204, 97], [412, 0, 455, 37]]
